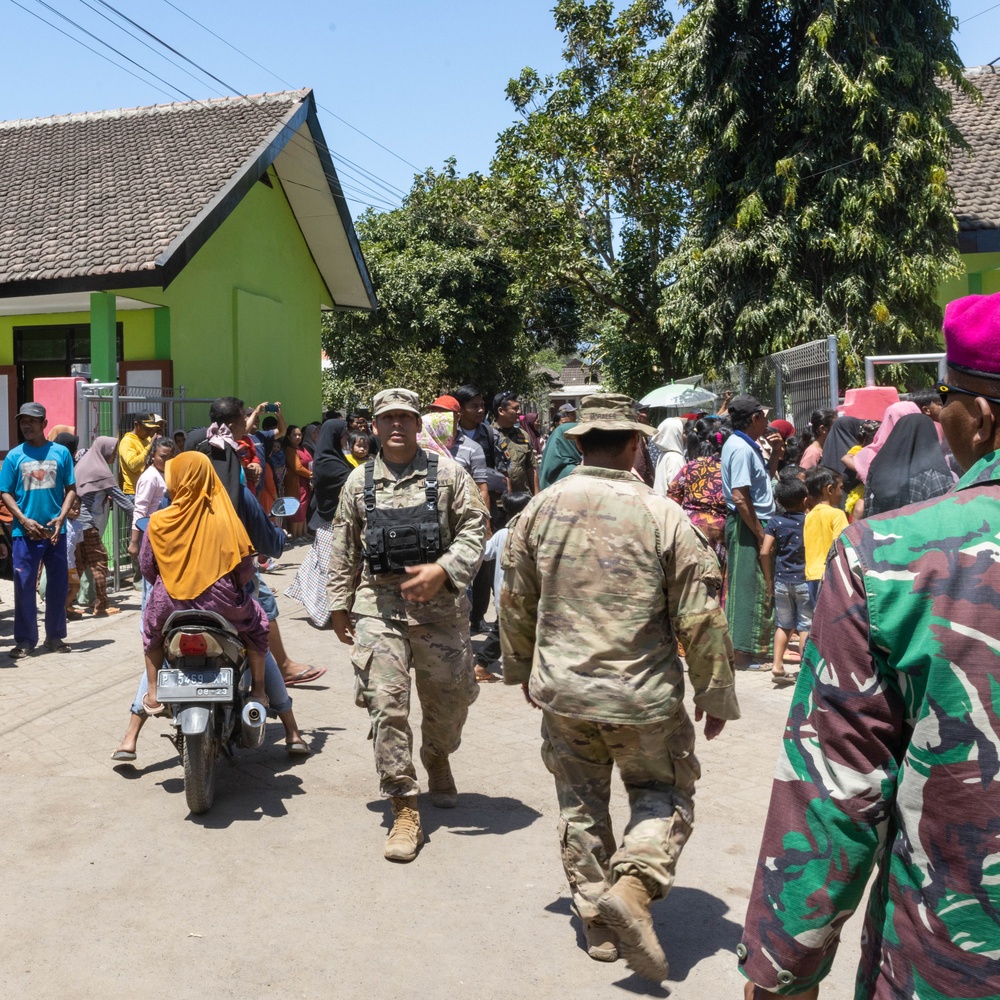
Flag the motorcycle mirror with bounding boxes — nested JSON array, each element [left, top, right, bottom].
[[135, 516, 150, 532], [270, 497, 300, 519]]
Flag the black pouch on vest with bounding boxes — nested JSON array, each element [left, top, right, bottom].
[[363, 454, 442, 575]]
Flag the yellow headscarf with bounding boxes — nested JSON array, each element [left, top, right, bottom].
[[148, 451, 254, 600]]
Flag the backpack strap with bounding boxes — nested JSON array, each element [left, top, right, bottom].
[[363, 457, 377, 512], [424, 453, 439, 510]]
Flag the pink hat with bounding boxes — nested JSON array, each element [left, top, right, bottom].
[[944, 293, 1000, 376]]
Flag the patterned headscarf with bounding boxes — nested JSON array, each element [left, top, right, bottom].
[[417, 412, 456, 457]]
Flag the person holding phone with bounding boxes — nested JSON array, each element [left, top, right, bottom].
[[0, 402, 77, 658]]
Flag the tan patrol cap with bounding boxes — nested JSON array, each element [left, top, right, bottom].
[[563, 393, 654, 438], [373, 388, 421, 418]]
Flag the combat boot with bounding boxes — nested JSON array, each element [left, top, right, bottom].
[[597, 875, 668, 982], [420, 747, 458, 808], [583, 919, 619, 962], [384, 796, 423, 863]]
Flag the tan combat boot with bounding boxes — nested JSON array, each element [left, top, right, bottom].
[[597, 875, 668, 982], [583, 919, 619, 962], [420, 747, 458, 808], [384, 796, 423, 863]]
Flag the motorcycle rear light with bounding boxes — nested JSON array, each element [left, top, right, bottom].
[[178, 633, 209, 656]]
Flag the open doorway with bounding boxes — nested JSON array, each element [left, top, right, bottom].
[[13, 322, 124, 409]]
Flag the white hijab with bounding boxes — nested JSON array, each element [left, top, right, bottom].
[[652, 418, 686, 495]]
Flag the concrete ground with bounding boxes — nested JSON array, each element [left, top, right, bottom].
[[0, 546, 864, 999]]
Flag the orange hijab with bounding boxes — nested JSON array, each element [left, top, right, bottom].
[[148, 451, 254, 600]]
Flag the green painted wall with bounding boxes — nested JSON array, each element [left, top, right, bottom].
[[938, 252, 1000, 308], [116, 168, 332, 424]]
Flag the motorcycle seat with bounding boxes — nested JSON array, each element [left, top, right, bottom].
[[163, 610, 239, 636]]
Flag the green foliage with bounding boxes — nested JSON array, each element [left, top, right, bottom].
[[492, 0, 686, 396], [663, 0, 972, 385], [322, 162, 565, 410]]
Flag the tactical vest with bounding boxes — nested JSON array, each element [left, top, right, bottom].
[[362, 454, 443, 574]]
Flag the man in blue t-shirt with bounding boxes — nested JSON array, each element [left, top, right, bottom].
[[0, 402, 77, 658]]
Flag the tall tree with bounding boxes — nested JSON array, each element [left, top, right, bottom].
[[492, 0, 686, 396], [321, 162, 566, 413], [663, 0, 971, 382]]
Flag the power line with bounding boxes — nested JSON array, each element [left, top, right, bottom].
[[74, 0, 226, 97], [160, 0, 422, 172], [6, 0, 178, 101], [91, 0, 407, 202], [18, 0, 401, 211], [26, 0, 195, 102], [961, 2, 1000, 23]]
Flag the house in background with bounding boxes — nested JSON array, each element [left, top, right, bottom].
[[939, 66, 1000, 304], [0, 89, 375, 449]]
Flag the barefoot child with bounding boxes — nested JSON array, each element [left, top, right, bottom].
[[759, 478, 812, 684]]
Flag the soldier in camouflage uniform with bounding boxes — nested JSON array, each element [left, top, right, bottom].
[[328, 388, 488, 863], [500, 393, 740, 982], [739, 293, 1000, 1000]]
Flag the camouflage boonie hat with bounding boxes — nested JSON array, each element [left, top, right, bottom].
[[563, 393, 654, 438], [373, 388, 421, 418]]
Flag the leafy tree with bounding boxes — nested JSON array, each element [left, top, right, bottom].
[[663, 0, 971, 382], [492, 0, 685, 396], [322, 163, 563, 413]]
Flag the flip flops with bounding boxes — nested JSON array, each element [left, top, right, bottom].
[[141, 695, 166, 717], [111, 749, 137, 762], [287, 741, 312, 756], [771, 671, 798, 686], [283, 667, 327, 686]]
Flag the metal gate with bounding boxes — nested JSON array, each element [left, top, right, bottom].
[[76, 383, 216, 591], [704, 337, 839, 431]]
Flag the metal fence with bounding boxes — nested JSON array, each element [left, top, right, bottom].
[[77, 383, 216, 591], [703, 337, 839, 431]]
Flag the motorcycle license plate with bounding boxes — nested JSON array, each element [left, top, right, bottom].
[[156, 666, 234, 702]]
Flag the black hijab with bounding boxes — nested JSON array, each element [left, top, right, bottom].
[[865, 414, 954, 517], [820, 415, 863, 491], [308, 419, 351, 529]]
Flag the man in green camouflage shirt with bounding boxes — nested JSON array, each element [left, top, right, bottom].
[[739, 293, 1000, 1000], [328, 388, 488, 863], [500, 393, 740, 983]]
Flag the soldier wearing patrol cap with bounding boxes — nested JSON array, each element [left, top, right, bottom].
[[500, 393, 740, 982], [328, 388, 488, 862]]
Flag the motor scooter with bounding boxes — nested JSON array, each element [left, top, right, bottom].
[[137, 496, 299, 814]]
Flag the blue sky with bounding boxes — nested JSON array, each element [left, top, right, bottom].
[[2, 0, 998, 218]]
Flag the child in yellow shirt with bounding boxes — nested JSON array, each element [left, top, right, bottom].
[[804, 467, 848, 604]]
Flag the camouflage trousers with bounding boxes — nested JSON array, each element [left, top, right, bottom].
[[541, 707, 700, 922], [351, 615, 479, 798]]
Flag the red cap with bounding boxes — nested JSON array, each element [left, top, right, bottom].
[[429, 395, 461, 414], [770, 419, 795, 439]]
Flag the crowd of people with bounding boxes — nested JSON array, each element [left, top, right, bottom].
[[2, 292, 999, 998]]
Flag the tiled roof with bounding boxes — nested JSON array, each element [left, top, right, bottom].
[[948, 67, 1000, 234], [0, 91, 308, 291]]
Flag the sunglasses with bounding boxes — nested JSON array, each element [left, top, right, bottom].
[[936, 382, 1000, 408]]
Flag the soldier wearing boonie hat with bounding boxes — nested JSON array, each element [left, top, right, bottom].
[[328, 387, 489, 864], [500, 391, 739, 981]]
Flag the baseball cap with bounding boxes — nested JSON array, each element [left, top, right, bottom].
[[558, 402, 577, 413], [428, 395, 461, 415], [373, 388, 421, 418], [17, 402, 45, 419], [136, 411, 162, 428], [563, 394, 654, 439], [728, 395, 768, 422]]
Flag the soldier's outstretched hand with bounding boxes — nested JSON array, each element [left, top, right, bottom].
[[331, 610, 355, 645], [695, 706, 726, 741]]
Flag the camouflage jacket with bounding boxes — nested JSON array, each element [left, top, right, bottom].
[[498, 423, 537, 494], [499, 466, 740, 725], [328, 448, 488, 624], [739, 451, 1000, 999]]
